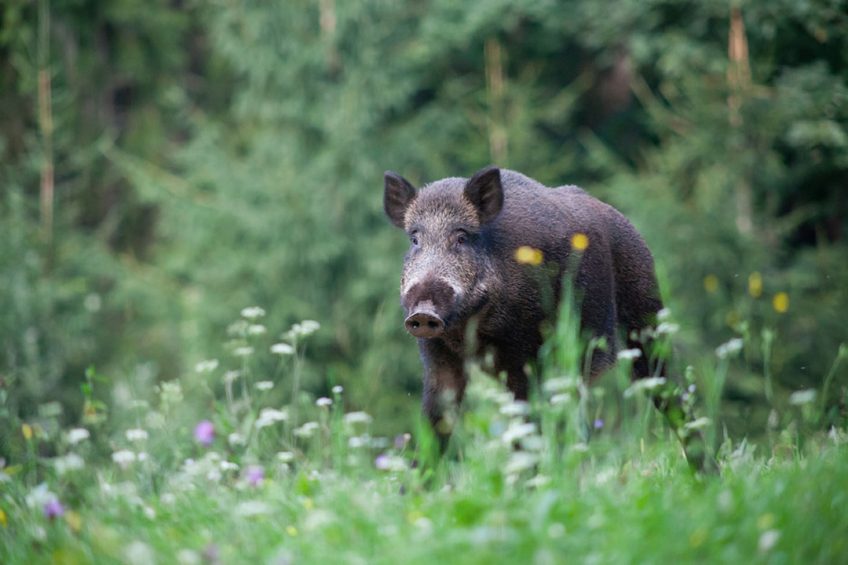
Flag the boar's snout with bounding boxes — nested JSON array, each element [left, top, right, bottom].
[[404, 302, 445, 338]]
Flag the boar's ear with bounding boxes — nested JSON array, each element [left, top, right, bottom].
[[384, 171, 417, 229], [464, 166, 503, 225]]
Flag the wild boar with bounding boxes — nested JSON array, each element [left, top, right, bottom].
[[384, 166, 704, 467]]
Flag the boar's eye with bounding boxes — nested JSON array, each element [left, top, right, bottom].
[[455, 230, 468, 246], [410, 233, 419, 246]]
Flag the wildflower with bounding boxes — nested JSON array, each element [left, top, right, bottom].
[[220, 461, 239, 472], [394, 433, 411, 449], [137, 452, 149, 462], [125, 541, 155, 565], [571, 232, 589, 251], [43, 498, 64, 519], [112, 450, 137, 469], [256, 408, 288, 429], [294, 422, 320, 438], [758, 530, 780, 553], [505, 452, 538, 474], [499, 401, 530, 417], [623, 377, 667, 398], [241, 306, 266, 320], [748, 272, 763, 298], [716, 337, 744, 359], [703, 274, 719, 294], [789, 389, 817, 406], [593, 418, 604, 430], [245, 465, 265, 487], [772, 292, 789, 314], [248, 324, 267, 336], [194, 359, 219, 373], [657, 307, 672, 321], [316, 397, 332, 407], [67, 428, 90, 445], [223, 370, 241, 385], [300, 320, 320, 334], [332, 385, 344, 394], [501, 422, 538, 444], [228, 432, 246, 446], [543, 376, 579, 394], [158, 380, 184, 405], [550, 393, 572, 406], [125, 428, 148, 442], [177, 549, 201, 565], [515, 246, 544, 265], [194, 420, 215, 447], [526, 475, 550, 489], [233, 346, 254, 357], [271, 343, 295, 355], [53, 453, 85, 475], [286, 525, 299, 537], [255, 381, 274, 391], [375, 454, 408, 472], [616, 348, 642, 361], [684, 417, 711, 431], [656, 322, 680, 336], [276, 451, 295, 463], [22, 423, 33, 441], [344, 411, 373, 425]]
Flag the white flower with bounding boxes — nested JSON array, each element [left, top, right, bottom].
[[715, 338, 744, 359], [543, 376, 579, 394], [789, 389, 817, 405], [344, 411, 373, 425], [316, 397, 332, 407], [125, 541, 155, 565], [67, 428, 90, 445], [656, 322, 680, 336], [499, 401, 529, 417], [526, 474, 550, 488], [255, 408, 288, 429], [194, 359, 219, 373], [177, 549, 201, 565], [270, 343, 295, 355], [624, 377, 668, 398], [616, 348, 642, 361], [332, 385, 344, 394], [684, 417, 712, 431], [758, 530, 780, 553], [550, 393, 572, 406], [223, 370, 241, 385], [233, 346, 254, 357], [228, 432, 246, 446], [112, 450, 137, 469], [255, 381, 274, 391], [501, 422, 538, 444], [294, 422, 320, 438], [505, 452, 538, 474], [53, 453, 85, 475], [657, 307, 672, 321], [375, 454, 408, 472], [276, 451, 295, 463], [241, 306, 266, 320], [137, 452, 149, 462], [247, 324, 267, 336], [125, 428, 149, 442], [220, 461, 239, 472]]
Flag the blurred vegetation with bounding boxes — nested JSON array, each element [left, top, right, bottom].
[[1, 0, 847, 444]]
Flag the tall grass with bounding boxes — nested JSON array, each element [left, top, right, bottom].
[[1, 305, 846, 564]]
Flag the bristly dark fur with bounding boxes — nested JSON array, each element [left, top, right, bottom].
[[384, 167, 664, 447]]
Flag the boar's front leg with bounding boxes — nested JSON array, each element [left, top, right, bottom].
[[419, 339, 467, 452]]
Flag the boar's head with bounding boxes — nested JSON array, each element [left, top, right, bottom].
[[384, 167, 504, 340]]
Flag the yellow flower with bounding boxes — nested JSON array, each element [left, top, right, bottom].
[[748, 272, 763, 298], [704, 274, 719, 294], [65, 510, 82, 533], [22, 423, 33, 441], [571, 232, 589, 251], [514, 246, 543, 266], [301, 498, 314, 510], [286, 525, 298, 537], [0, 508, 7, 528], [772, 292, 789, 314]]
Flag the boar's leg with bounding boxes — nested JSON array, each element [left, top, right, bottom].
[[419, 339, 467, 452]]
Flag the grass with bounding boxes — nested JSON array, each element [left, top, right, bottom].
[[1, 308, 847, 564]]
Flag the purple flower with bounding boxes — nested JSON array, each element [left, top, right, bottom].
[[374, 454, 390, 471], [194, 420, 215, 446], [593, 418, 604, 430], [43, 498, 65, 519], [245, 465, 264, 487]]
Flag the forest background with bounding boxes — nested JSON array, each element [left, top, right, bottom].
[[2, 0, 847, 443]]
